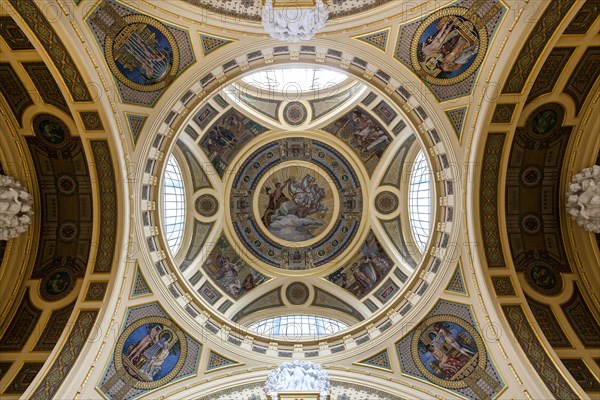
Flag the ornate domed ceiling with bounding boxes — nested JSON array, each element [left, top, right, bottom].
[[150, 66, 440, 337], [0, 0, 599, 400]]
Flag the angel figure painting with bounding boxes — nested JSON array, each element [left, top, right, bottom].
[[121, 323, 181, 382]]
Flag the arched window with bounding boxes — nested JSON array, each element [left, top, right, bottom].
[[163, 154, 185, 255], [242, 66, 347, 93], [409, 150, 432, 252], [247, 315, 348, 339]]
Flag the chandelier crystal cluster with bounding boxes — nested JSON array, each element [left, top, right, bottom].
[[566, 165, 600, 233], [262, 0, 329, 42], [0, 174, 33, 240], [265, 361, 331, 399]]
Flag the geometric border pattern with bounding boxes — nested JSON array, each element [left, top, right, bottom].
[[131, 265, 152, 298], [0, 16, 34, 50], [564, 46, 600, 115], [445, 263, 467, 294], [501, 305, 580, 400], [480, 133, 507, 267], [199, 33, 234, 56], [445, 107, 467, 139], [29, 311, 99, 400], [22, 62, 71, 116], [90, 140, 117, 273], [7, 0, 92, 101], [206, 350, 240, 372], [126, 113, 147, 146], [502, 0, 576, 94], [355, 349, 393, 372], [0, 62, 34, 126], [353, 28, 390, 53]]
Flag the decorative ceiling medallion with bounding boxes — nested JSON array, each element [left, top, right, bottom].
[[411, 315, 486, 389], [195, 194, 219, 217], [104, 15, 179, 92], [286, 282, 309, 305], [410, 7, 489, 86], [256, 162, 338, 244], [375, 191, 398, 215], [283, 102, 308, 126], [114, 316, 187, 390], [228, 137, 364, 270]]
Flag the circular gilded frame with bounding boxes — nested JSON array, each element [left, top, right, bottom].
[[104, 15, 180, 92], [410, 314, 486, 389], [114, 316, 188, 390], [410, 7, 489, 86]]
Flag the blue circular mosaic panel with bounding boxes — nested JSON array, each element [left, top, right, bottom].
[[115, 317, 187, 390]]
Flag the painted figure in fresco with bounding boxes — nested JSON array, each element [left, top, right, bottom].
[[271, 175, 328, 220], [348, 111, 389, 155], [125, 325, 162, 365], [201, 110, 267, 176], [418, 320, 478, 380], [123, 324, 179, 382], [214, 254, 240, 281], [140, 341, 171, 379], [328, 233, 393, 297], [532, 109, 558, 134], [418, 16, 479, 77], [433, 323, 476, 357], [426, 344, 465, 377], [262, 180, 291, 227]]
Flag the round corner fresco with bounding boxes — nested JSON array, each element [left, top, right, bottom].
[[41, 268, 75, 301], [104, 15, 180, 92], [115, 317, 187, 389], [33, 114, 69, 147], [411, 7, 488, 86], [412, 315, 485, 389]]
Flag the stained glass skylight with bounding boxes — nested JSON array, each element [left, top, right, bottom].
[[163, 154, 185, 255], [409, 150, 432, 252], [241, 67, 348, 94], [247, 315, 348, 339]]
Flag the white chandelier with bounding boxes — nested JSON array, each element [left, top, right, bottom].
[[265, 360, 331, 399], [0, 174, 33, 240], [566, 165, 600, 233], [262, 0, 329, 42]]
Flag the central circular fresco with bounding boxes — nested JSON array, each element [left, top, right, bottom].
[[255, 161, 339, 245], [228, 137, 364, 270]]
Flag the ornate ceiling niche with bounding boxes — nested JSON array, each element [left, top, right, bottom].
[[135, 43, 459, 362], [0, 9, 123, 396], [472, 8, 600, 397]]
